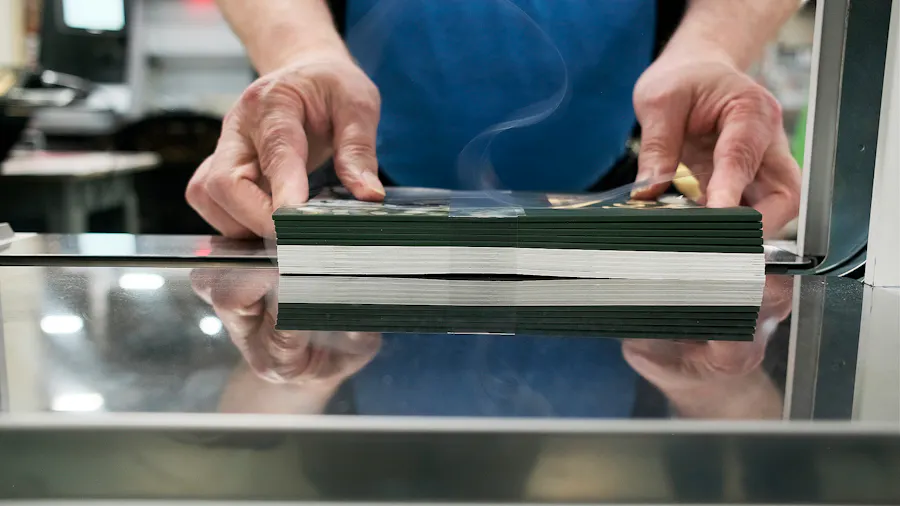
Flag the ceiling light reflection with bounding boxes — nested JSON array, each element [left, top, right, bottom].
[[118, 273, 165, 291], [40, 315, 84, 334], [199, 316, 223, 336]]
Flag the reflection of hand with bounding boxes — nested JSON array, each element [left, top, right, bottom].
[[190, 268, 380, 413], [623, 275, 793, 419], [632, 53, 801, 238]]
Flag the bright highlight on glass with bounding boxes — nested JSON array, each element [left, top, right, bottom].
[[199, 316, 223, 336], [51, 392, 105, 412], [118, 273, 165, 291], [40, 315, 84, 335]]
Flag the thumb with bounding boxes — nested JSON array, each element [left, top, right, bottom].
[[633, 99, 691, 200], [332, 98, 385, 201]]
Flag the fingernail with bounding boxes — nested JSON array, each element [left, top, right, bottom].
[[362, 171, 385, 196], [630, 184, 651, 199]]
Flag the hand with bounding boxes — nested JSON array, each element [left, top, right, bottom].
[[190, 268, 380, 394], [632, 52, 801, 237], [622, 275, 794, 419], [186, 50, 386, 238]]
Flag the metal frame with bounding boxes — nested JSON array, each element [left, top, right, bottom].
[[798, 0, 893, 275], [2, 416, 900, 503]]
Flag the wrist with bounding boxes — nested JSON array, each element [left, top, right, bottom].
[[665, 0, 800, 70], [255, 29, 350, 74], [658, 36, 740, 70]]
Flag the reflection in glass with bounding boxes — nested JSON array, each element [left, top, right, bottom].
[[0, 266, 798, 421], [118, 273, 165, 291], [199, 316, 223, 337], [40, 314, 83, 335]]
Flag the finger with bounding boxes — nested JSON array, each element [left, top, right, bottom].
[[186, 156, 256, 238], [209, 268, 277, 316], [252, 92, 311, 209], [259, 329, 314, 383], [752, 186, 801, 239], [761, 274, 795, 323], [189, 268, 222, 305], [706, 340, 766, 375], [206, 127, 278, 237], [748, 135, 802, 237], [228, 315, 275, 377], [706, 108, 773, 209], [633, 97, 691, 200], [331, 94, 385, 200]]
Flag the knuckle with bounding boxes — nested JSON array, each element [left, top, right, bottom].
[[244, 77, 307, 114], [344, 88, 381, 118], [259, 114, 298, 142], [363, 80, 382, 109], [205, 169, 232, 198], [338, 142, 375, 162], [640, 137, 673, 158], [635, 84, 678, 111], [335, 144, 376, 175], [259, 136, 297, 171], [185, 160, 212, 205], [240, 79, 270, 107], [738, 86, 782, 123], [721, 144, 760, 179], [185, 177, 204, 206]]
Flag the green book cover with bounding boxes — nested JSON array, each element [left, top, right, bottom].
[[274, 188, 762, 223]]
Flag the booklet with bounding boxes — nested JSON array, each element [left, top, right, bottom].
[[274, 188, 764, 281]]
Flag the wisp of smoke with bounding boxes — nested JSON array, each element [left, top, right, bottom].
[[455, 0, 570, 197], [346, 0, 570, 208]]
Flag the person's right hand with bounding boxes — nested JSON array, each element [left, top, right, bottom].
[[186, 50, 386, 238]]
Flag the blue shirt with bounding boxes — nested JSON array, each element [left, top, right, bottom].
[[345, 0, 656, 191]]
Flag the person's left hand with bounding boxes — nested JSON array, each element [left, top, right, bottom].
[[632, 51, 801, 237]]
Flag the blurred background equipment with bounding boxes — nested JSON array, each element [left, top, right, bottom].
[[111, 110, 222, 234], [0, 67, 93, 163], [1, 0, 250, 235]]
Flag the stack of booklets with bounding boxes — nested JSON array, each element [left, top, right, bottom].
[[274, 188, 764, 281], [276, 277, 764, 341]]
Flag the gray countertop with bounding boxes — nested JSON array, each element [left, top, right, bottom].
[[0, 235, 895, 503]]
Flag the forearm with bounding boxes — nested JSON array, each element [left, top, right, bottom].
[[663, 0, 803, 69], [216, 0, 347, 74]]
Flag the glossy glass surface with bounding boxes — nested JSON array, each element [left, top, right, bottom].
[[0, 234, 272, 265], [0, 265, 889, 422], [0, 233, 808, 266], [1, 264, 899, 503]]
